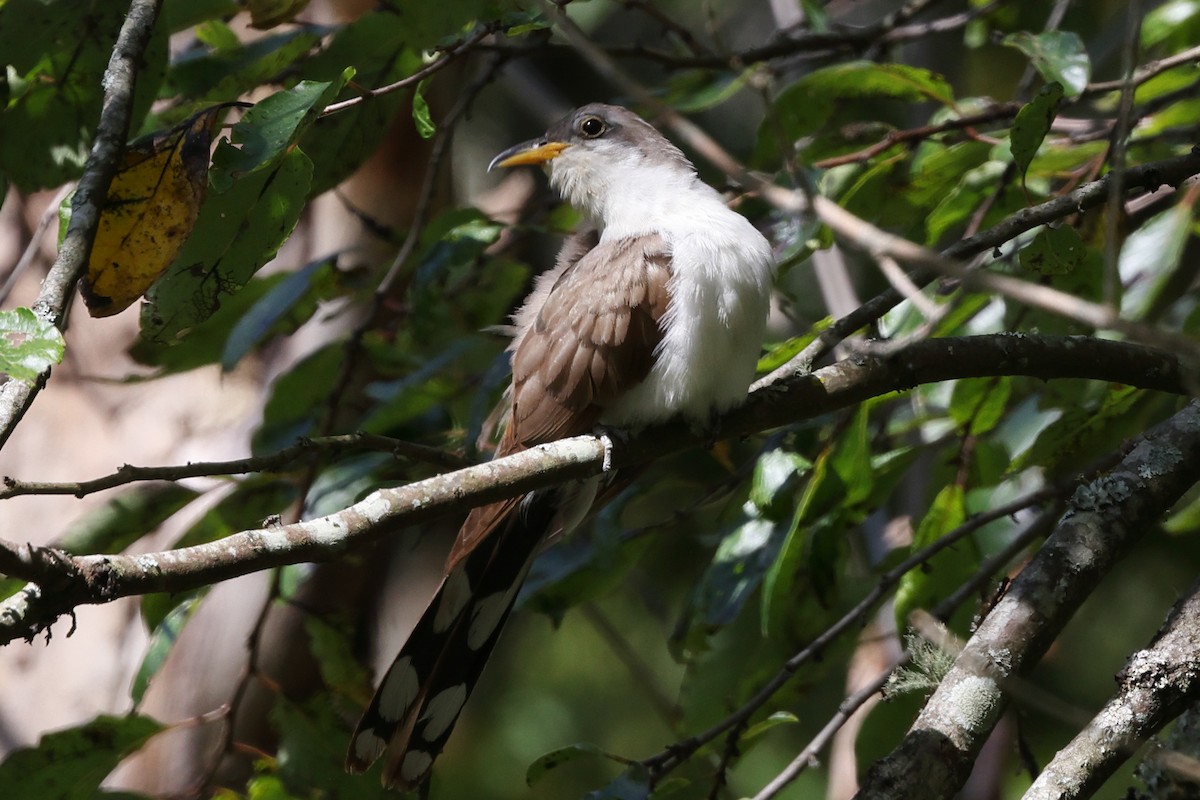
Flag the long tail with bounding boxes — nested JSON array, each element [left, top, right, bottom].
[[346, 493, 557, 790]]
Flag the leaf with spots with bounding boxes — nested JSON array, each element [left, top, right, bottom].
[[80, 106, 225, 317], [1020, 225, 1085, 276]]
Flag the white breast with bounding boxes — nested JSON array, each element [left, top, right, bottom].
[[601, 183, 774, 425]]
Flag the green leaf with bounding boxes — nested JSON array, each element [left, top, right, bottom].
[[1010, 81, 1064, 182], [132, 596, 202, 703], [742, 710, 800, 741], [162, 28, 324, 114], [1019, 225, 1085, 276], [304, 615, 373, 705], [141, 148, 313, 343], [58, 484, 198, 555], [211, 74, 350, 187], [773, 61, 955, 142], [298, 12, 424, 195], [894, 484, 972, 629], [749, 448, 811, 518], [221, 256, 340, 371], [252, 344, 343, 454], [522, 521, 654, 624], [0, 715, 161, 800], [830, 406, 872, 506], [1119, 204, 1193, 319], [684, 516, 791, 634], [412, 79, 435, 139], [664, 68, 755, 113], [1003, 31, 1091, 98], [526, 742, 629, 787], [949, 377, 1012, 437], [0, 308, 65, 382], [0, 0, 167, 190], [1141, 0, 1200, 49], [270, 698, 398, 799]]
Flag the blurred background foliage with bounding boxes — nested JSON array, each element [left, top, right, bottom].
[[1, 0, 1199, 798]]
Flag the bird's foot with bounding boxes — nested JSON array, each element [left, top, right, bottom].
[[593, 425, 629, 472]]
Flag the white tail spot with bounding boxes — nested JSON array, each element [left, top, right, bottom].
[[468, 589, 513, 650], [352, 729, 387, 764], [378, 656, 420, 721], [419, 683, 467, 741], [433, 567, 471, 633], [400, 750, 433, 783]]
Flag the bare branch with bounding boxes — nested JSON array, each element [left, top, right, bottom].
[[0, 433, 469, 500]]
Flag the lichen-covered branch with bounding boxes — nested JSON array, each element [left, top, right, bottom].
[[854, 401, 1200, 800], [1023, 580, 1200, 800]]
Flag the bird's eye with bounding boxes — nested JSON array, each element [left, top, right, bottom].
[[578, 116, 606, 138]]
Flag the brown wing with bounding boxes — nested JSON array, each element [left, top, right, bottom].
[[509, 232, 672, 445], [446, 232, 673, 568]]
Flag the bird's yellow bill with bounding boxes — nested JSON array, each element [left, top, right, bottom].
[[490, 140, 570, 170]]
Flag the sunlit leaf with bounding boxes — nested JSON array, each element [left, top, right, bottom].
[[412, 79, 435, 139], [81, 107, 224, 317], [132, 595, 202, 703], [894, 484, 973, 629], [949, 377, 1012, 437], [0, 308, 65, 382], [140, 148, 313, 343], [1003, 31, 1090, 98], [742, 710, 800, 741]]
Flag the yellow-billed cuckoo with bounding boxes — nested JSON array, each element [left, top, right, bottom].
[[346, 103, 775, 789]]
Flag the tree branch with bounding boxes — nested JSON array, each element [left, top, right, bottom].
[[0, 333, 1191, 645], [854, 400, 1200, 800], [0, 0, 161, 450], [1023, 580, 1200, 800]]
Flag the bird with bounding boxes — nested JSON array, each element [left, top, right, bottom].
[[346, 103, 775, 790]]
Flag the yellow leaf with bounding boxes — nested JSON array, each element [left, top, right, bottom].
[[82, 107, 221, 318]]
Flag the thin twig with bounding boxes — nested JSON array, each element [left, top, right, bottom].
[[0, 433, 470, 500], [642, 484, 1065, 778], [319, 26, 495, 117], [0, 185, 74, 307], [0, 0, 161, 450]]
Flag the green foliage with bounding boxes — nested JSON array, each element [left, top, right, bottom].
[[5, 3, 1200, 800], [0, 715, 160, 800], [0, 308, 65, 382], [1003, 31, 1091, 97]]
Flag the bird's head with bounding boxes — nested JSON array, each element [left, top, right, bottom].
[[489, 103, 695, 227]]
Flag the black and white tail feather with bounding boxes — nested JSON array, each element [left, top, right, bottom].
[[346, 491, 558, 789]]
